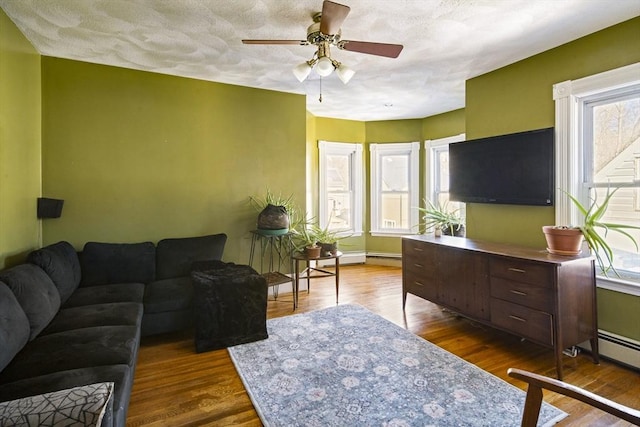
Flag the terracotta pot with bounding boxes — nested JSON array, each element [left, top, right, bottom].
[[542, 226, 583, 255], [304, 246, 321, 259]]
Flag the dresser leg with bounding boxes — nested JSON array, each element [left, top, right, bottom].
[[590, 337, 600, 364], [555, 349, 564, 381]]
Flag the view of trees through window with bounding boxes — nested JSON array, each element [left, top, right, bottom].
[[587, 93, 640, 280], [325, 153, 352, 230]]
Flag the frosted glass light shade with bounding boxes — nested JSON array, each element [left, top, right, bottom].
[[316, 56, 334, 77], [293, 62, 313, 82], [336, 64, 355, 84]]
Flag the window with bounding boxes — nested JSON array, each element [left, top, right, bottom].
[[370, 142, 420, 235], [318, 141, 363, 236], [425, 134, 466, 226], [554, 63, 640, 293]]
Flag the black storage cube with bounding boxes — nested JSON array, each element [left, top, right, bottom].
[[191, 264, 268, 353]]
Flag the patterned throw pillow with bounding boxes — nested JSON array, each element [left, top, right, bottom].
[[0, 382, 113, 427]]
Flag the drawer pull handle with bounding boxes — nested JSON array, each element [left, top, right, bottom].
[[414, 263, 423, 268], [508, 268, 526, 274], [509, 315, 526, 323], [413, 247, 424, 252], [509, 290, 527, 296], [414, 281, 425, 287]]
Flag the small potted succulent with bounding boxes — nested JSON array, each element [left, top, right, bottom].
[[311, 216, 351, 256], [292, 222, 321, 258]]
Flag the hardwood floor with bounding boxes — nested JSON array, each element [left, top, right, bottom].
[[126, 264, 640, 426]]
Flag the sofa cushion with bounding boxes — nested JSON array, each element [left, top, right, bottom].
[[81, 242, 156, 286], [144, 277, 193, 314], [63, 282, 144, 308], [0, 382, 114, 427], [0, 265, 61, 341], [27, 241, 81, 305], [0, 326, 139, 384], [0, 365, 131, 427], [156, 233, 227, 280], [41, 302, 143, 335], [0, 281, 30, 372]]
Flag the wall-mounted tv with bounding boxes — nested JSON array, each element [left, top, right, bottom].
[[449, 127, 554, 206]]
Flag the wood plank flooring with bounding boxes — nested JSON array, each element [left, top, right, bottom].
[[126, 264, 640, 426]]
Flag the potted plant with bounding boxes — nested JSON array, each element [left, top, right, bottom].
[[417, 199, 465, 237], [543, 188, 640, 276], [311, 224, 350, 256], [292, 224, 321, 258], [249, 189, 301, 234]]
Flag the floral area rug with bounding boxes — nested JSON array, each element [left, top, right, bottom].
[[228, 304, 567, 427]]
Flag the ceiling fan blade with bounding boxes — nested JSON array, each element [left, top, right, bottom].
[[242, 39, 308, 45], [320, 0, 350, 35], [338, 40, 403, 58]]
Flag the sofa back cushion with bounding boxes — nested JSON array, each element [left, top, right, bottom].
[[156, 233, 227, 280], [0, 281, 30, 371], [27, 241, 81, 305], [0, 265, 61, 341], [81, 242, 156, 286]]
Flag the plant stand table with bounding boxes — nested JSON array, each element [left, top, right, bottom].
[[292, 251, 342, 308], [249, 230, 295, 309]]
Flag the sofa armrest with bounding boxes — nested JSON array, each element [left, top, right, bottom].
[[0, 382, 114, 427]]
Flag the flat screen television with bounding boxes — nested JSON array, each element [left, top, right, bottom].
[[449, 127, 554, 206]]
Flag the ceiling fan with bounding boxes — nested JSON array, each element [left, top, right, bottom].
[[242, 0, 404, 84]]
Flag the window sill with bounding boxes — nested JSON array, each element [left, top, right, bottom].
[[370, 231, 415, 237], [596, 275, 640, 297]]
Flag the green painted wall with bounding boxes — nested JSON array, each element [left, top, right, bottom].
[[41, 58, 306, 264], [421, 108, 465, 141], [465, 17, 640, 248], [0, 9, 41, 268], [465, 17, 640, 341]]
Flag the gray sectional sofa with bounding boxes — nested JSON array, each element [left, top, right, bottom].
[[0, 233, 227, 426]]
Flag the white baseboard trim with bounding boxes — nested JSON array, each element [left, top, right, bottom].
[[365, 252, 402, 267], [317, 252, 366, 267], [579, 330, 640, 370]]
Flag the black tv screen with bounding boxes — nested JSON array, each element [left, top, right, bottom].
[[449, 127, 554, 206]]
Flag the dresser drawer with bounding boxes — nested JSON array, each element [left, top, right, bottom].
[[490, 257, 553, 288], [490, 277, 553, 312], [403, 257, 435, 279], [491, 298, 553, 346], [404, 273, 438, 301]]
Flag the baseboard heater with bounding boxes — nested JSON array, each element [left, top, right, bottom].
[[580, 330, 640, 371]]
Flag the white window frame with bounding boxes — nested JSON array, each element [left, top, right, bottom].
[[553, 62, 640, 296], [318, 141, 363, 236], [370, 142, 420, 236], [425, 134, 466, 205]]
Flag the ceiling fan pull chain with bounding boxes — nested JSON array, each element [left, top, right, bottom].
[[319, 77, 323, 103]]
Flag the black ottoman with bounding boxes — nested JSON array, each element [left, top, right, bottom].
[[191, 264, 268, 353]]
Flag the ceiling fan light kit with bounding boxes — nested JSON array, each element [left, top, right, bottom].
[[243, 0, 403, 86], [293, 61, 314, 82]]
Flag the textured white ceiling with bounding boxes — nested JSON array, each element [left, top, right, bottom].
[[1, 0, 639, 121]]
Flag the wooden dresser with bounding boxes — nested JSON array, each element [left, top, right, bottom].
[[402, 235, 599, 379]]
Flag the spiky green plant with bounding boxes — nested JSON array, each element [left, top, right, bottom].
[[417, 199, 464, 236], [249, 189, 303, 230], [565, 188, 640, 276]]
